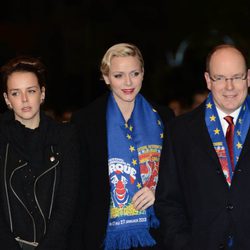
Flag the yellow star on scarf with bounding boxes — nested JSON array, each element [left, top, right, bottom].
[[160, 133, 164, 139], [132, 159, 137, 165], [129, 125, 133, 131], [127, 134, 132, 140], [157, 120, 161, 126], [213, 141, 222, 146], [214, 128, 220, 135], [129, 145, 135, 152], [239, 118, 243, 124], [137, 182, 142, 189], [206, 102, 212, 109], [210, 115, 216, 122], [125, 123, 128, 128], [236, 142, 242, 149], [237, 130, 241, 136], [243, 105, 246, 110]]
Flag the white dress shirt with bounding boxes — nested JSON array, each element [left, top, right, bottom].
[[216, 107, 241, 136]]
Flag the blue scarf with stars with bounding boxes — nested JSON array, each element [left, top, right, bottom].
[[205, 93, 250, 185], [105, 93, 163, 250]]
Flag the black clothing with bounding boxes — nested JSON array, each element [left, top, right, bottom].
[[0, 111, 80, 250], [155, 102, 250, 250]]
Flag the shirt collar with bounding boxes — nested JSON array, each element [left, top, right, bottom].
[[216, 106, 241, 135]]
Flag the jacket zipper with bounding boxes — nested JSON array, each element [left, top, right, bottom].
[[33, 159, 59, 235], [4, 143, 60, 242]]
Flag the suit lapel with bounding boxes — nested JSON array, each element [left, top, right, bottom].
[[235, 127, 250, 167]]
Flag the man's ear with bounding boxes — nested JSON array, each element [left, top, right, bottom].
[[247, 69, 250, 87], [204, 72, 212, 91]]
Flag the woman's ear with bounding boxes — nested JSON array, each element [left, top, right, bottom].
[[40, 87, 46, 103], [3, 92, 12, 109], [103, 75, 110, 85]]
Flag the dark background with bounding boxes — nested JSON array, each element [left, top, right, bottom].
[[1, 0, 250, 117]]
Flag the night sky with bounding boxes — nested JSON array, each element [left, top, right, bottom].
[[1, 0, 250, 116]]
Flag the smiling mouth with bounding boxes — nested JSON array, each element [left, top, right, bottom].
[[224, 94, 236, 98]]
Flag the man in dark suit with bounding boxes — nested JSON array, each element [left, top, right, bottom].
[[155, 44, 250, 250]]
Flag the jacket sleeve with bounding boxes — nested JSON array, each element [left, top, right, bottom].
[[154, 123, 191, 250], [37, 124, 80, 250], [0, 210, 21, 249], [67, 113, 89, 250], [0, 144, 22, 249]]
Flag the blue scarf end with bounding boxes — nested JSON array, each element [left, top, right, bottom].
[[148, 206, 160, 229], [150, 214, 160, 229], [104, 229, 156, 250]]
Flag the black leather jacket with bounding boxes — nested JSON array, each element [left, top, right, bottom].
[[0, 111, 80, 250]]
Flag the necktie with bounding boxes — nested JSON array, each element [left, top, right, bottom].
[[224, 116, 235, 171]]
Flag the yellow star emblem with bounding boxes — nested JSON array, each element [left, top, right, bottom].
[[126, 134, 132, 140], [137, 183, 142, 189], [157, 120, 161, 126], [132, 159, 137, 165], [239, 118, 243, 124], [236, 142, 242, 149], [214, 128, 220, 135], [243, 105, 246, 110], [237, 130, 241, 136], [129, 145, 135, 152], [129, 125, 133, 131], [206, 102, 212, 109], [160, 133, 164, 139], [210, 115, 216, 122]]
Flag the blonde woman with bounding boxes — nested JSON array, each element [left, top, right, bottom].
[[72, 43, 174, 250]]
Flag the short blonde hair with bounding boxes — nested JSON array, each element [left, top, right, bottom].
[[100, 43, 144, 76]]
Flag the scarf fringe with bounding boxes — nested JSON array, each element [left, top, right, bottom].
[[150, 214, 160, 228], [104, 229, 156, 250], [148, 206, 160, 228]]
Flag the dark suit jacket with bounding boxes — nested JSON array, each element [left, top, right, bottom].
[[155, 102, 250, 250], [70, 92, 174, 250]]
